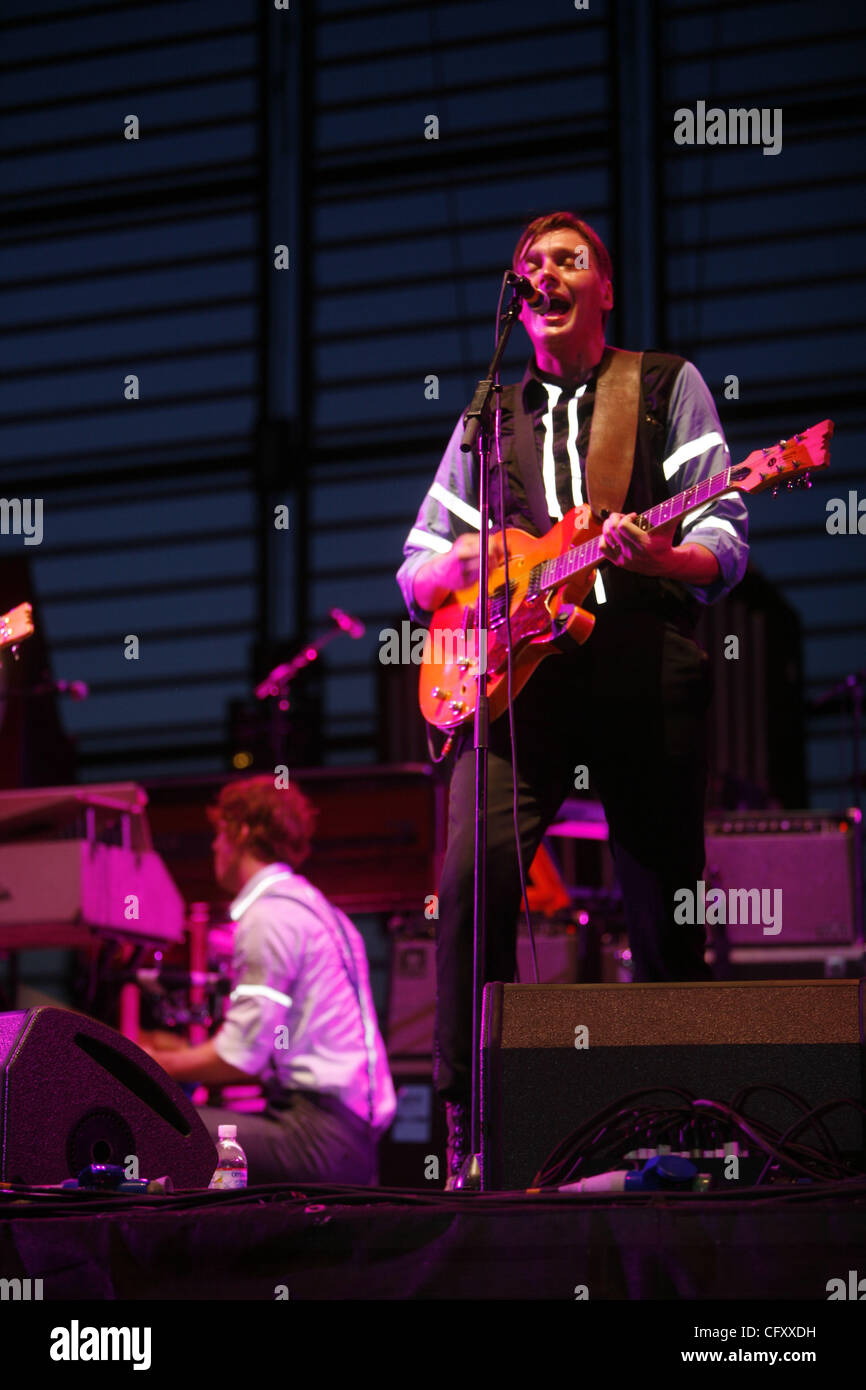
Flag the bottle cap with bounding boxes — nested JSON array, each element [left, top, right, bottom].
[[217, 1124, 237, 1140]]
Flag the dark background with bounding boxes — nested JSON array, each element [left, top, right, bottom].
[[0, 0, 863, 808]]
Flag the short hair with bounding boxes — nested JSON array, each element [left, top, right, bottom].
[[207, 775, 318, 869], [512, 211, 613, 328]]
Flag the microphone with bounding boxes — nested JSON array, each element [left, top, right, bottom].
[[505, 272, 550, 315], [330, 607, 364, 639]]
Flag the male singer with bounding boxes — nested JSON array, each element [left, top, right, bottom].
[[397, 211, 748, 1184]]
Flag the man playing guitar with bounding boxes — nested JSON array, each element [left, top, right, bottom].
[[397, 211, 749, 1186]]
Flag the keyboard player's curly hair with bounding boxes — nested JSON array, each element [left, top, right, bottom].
[[208, 775, 318, 869]]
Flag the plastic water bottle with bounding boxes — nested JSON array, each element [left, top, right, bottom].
[[208, 1124, 248, 1189]]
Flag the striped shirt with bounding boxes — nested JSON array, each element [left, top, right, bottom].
[[397, 351, 748, 629]]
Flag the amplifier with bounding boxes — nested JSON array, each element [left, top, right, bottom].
[[386, 927, 582, 1059], [704, 809, 860, 944]]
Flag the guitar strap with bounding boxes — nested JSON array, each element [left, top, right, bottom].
[[584, 345, 644, 520], [507, 345, 644, 526]]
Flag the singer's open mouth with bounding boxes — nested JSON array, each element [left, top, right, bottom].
[[544, 296, 571, 319]]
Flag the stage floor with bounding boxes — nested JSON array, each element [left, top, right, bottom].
[[2, 1181, 865, 1300]]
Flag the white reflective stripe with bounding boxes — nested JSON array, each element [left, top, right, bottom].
[[594, 571, 607, 604], [429, 482, 482, 530], [230, 983, 293, 1009], [683, 517, 739, 541], [542, 382, 562, 519], [566, 387, 587, 505], [407, 526, 452, 554], [662, 431, 726, 481], [230, 869, 294, 921]]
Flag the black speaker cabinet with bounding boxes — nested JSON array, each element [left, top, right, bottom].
[[0, 1007, 216, 1188], [481, 980, 866, 1191]]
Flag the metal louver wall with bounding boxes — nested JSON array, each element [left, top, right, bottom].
[[0, 0, 290, 781], [306, 0, 615, 758], [658, 0, 866, 804], [0, 0, 862, 811]]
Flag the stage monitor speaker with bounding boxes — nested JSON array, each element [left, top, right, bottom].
[[481, 980, 866, 1191], [0, 1007, 216, 1188]]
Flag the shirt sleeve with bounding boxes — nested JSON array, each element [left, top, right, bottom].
[[662, 360, 749, 605], [395, 413, 482, 624], [212, 903, 302, 1077]]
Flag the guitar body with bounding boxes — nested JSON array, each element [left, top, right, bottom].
[[418, 505, 599, 731], [416, 419, 833, 734]]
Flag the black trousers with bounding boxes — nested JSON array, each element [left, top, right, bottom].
[[199, 1090, 380, 1185], [434, 611, 714, 1105]]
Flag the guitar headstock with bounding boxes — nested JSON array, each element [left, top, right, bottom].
[[0, 602, 35, 652], [729, 420, 833, 496]]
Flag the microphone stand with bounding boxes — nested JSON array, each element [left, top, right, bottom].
[[255, 610, 364, 769], [455, 287, 524, 1190]]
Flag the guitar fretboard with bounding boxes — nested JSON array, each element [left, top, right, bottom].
[[538, 466, 734, 593]]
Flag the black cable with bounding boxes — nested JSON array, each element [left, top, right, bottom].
[[532, 1086, 865, 1190], [753, 1097, 866, 1186], [732, 1082, 843, 1161], [533, 1086, 698, 1184], [695, 1098, 856, 1181], [493, 277, 536, 981]]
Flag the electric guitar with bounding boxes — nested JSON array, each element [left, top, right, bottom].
[[418, 421, 833, 732]]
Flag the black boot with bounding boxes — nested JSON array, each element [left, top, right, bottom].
[[444, 1101, 470, 1191]]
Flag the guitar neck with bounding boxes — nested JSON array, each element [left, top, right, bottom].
[[540, 466, 735, 595]]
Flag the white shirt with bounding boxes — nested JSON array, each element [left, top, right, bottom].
[[213, 863, 397, 1133]]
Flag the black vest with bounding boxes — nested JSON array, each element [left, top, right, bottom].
[[487, 351, 701, 633]]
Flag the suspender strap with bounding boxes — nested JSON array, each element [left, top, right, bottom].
[[585, 345, 644, 519], [504, 382, 551, 535]]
